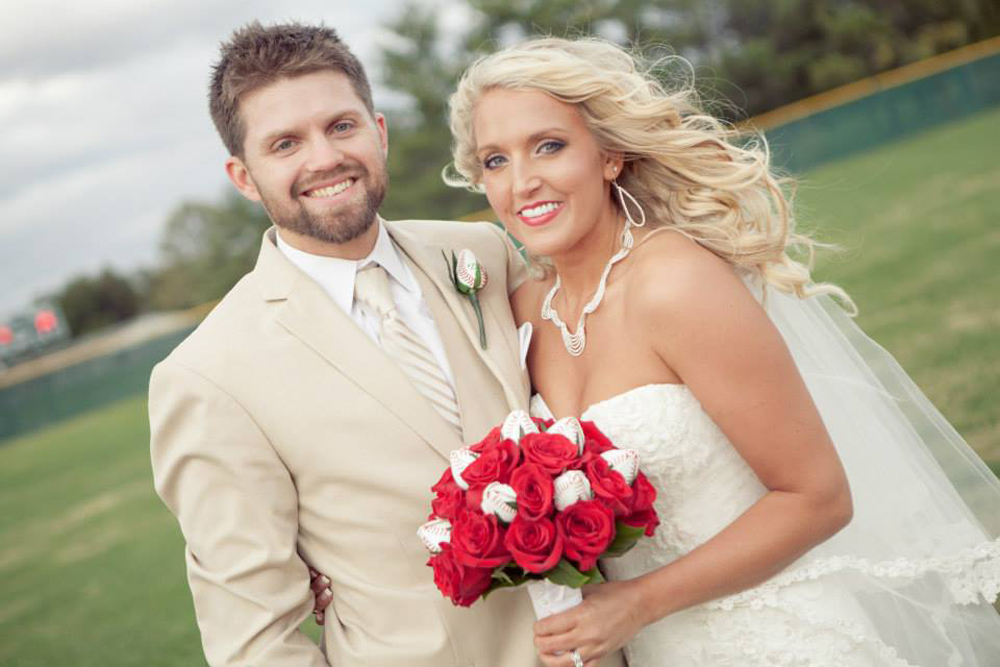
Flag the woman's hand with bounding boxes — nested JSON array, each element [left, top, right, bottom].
[[533, 580, 648, 666], [308, 566, 333, 625]]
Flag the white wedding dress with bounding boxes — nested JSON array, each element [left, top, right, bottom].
[[529, 287, 1000, 666]]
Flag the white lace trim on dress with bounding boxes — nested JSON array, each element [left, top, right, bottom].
[[694, 538, 1000, 667], [708, 537, 1000, 612]]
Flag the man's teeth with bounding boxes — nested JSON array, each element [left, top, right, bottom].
[[520, 202, 560, 218], [308, 179, 355, 197]]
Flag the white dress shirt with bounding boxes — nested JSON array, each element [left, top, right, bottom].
[[275, 222, 457, 390]]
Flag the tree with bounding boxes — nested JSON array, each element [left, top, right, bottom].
[[461, 0, 721, 56], [714, 0, 1000, 114], [378, 3, 488, 221], [148, 191, 271, 310], [56, 268, 139, 338]]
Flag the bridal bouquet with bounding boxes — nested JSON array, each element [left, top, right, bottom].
[[418, 410, 659, 616]]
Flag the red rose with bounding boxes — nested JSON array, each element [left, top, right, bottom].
[[450, 508, 511, 569], [431, 469, 465, 521], [470, 426, 504, 453], [533, 417, 554, 430], [432, 487, 464, 522], [629, 472, 656, 513], [431, 467, 457, 495], [427, 543, 493, 607], [586, 456, 634, 517], [510, 463, 555, 521], [521, 432, 580, 475], [557, 499, 616, 571], [462, 438, 521, 489], [504, 516, 563, 573], [464, 485, 485, 513], [621, 472, 660, 537], [581, 421, 615, 456]]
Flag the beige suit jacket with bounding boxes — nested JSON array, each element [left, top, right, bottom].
[[150, 220, 624, 667]]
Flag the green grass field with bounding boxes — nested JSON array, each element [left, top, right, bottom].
[[798, 106, 1000, 462], [0, 395, 318, 666], [1, 107, 997, 666], [0, 397, 206, 666]]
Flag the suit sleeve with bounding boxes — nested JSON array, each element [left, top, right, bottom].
[[486, 222, 529, 295], [149, 360, 330, 667]]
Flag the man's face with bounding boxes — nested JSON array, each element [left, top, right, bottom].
[[228, 70, 388, 248]]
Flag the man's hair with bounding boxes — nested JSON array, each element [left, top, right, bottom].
[[209, 21, 374, 157]]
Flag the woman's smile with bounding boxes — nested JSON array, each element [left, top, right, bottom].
[[517, 200, 565, 227]]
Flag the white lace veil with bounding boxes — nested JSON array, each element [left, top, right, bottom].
[[723, 282, 1000, 665]]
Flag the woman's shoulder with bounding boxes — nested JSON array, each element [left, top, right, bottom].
[[623, 229, 774, 371], [624, 228, 746, 318]]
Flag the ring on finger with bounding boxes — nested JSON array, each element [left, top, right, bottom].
[[571, 649, 584, 667]]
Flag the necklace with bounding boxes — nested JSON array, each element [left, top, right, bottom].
[[541, 219, 634, 356]]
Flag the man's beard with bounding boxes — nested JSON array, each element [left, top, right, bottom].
[[260, 165, 388, 245]]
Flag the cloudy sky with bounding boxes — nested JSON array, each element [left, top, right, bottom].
[[0, 0, 451, 318]]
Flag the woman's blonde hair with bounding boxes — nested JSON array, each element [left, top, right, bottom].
[[446, 37, 852, 308]]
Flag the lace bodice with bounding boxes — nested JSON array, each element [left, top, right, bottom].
[[533, 384, 766, 575]]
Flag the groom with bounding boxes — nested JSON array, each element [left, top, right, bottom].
[[149, 21, 611, 667]]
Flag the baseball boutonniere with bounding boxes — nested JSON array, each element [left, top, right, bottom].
[[444, 249, 488, 349]]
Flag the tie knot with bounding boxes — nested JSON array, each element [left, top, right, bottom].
[[354, 263, 396, 318]]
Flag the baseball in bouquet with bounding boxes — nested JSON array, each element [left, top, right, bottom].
[[417, 409, 660, 618]]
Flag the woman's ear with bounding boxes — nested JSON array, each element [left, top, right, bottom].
[[604, 153, 625, 181]]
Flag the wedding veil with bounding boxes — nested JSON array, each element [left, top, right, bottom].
[[717, 283, 1000, 665]]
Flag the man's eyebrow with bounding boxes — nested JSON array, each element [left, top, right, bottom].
[[259, 127, 296, 148], [477, 127, 567, 156]]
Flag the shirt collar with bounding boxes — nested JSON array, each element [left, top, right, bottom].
[[358, 219, 419, 295], [275, 219, 418, 314]]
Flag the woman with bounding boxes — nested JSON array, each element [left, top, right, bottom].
[[444, 37, 1000, 666]]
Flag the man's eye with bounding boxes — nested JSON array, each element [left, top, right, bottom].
[[274, 139, 295, 152], [483, 154, 506, 170], [332, 121, 355, 133], [538, 140, 565, 154]]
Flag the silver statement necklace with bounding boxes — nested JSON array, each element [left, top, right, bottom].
[[541, 218, 635, 357]]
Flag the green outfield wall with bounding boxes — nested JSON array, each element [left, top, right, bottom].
[[0, 327, 194, 442], [756, 38, 1000, 173]]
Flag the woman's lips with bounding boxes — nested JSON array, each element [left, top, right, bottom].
[[516, 201, 564, 227]]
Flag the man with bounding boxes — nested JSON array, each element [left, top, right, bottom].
[[149, 21, 624, 667]]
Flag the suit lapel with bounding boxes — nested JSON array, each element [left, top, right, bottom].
[[254, 229, 462, 462], [387, 223, 526, 411]]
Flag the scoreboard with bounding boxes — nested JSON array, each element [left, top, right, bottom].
[[0, 304, 71, 368]]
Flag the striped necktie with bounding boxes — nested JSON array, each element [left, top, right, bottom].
[[354, 263, 463, 433]]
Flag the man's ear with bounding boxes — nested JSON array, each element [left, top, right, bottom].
[[374, 112, 388, 157], [225, 156, 261, 202]]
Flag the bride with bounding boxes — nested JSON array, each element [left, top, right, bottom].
[[444, 37, 1000, 666]]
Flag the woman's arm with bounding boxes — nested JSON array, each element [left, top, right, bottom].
[[629, 235, 852, 616]]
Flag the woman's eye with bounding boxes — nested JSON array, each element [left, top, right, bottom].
[[483, 154, 506, 170], [538, 140, 565, 154]]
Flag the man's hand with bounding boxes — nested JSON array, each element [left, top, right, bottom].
[[309, 567, 333, 625]]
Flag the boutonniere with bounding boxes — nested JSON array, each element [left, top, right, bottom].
[[444, 249, 488, 349]]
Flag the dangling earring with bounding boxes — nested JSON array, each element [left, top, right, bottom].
[[612, 178, 646, 228]]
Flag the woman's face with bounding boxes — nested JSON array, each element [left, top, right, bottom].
[[472, 88, 620, 258]]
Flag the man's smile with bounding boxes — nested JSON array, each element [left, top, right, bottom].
[[302, 177, 357, 199]]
